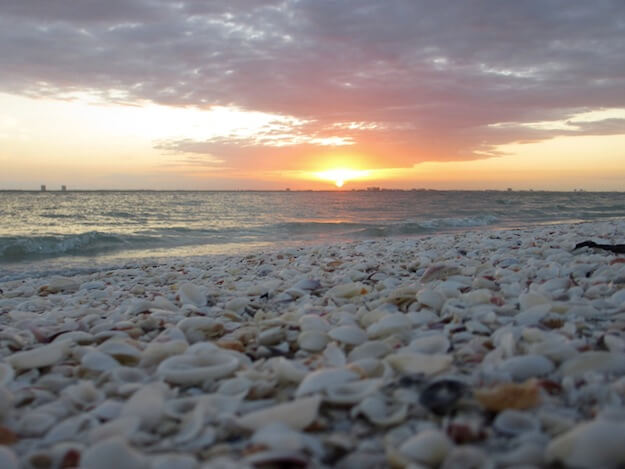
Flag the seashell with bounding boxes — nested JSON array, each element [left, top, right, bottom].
[[348, 340, 391, 362], [174, 401, 208, 444], [217, 376, 252, 398], [271, 357, 308, 383], [398, 429, 453, 465], [386, 352, 452, 376], [121, 383, 167, 430], [177, 282, 206, 307], [91, 399, 124, 421], [417, 288, 445, 311], [156, 348, 240, 385], [41, 276, 79, 294], [52, 330, 94, 345], [97, 340, 141, 366], [236, 394, 322, 431], [347, 358, 389, 379], [328, 325, 367, 346], [0, 363, 14, 386], [151, 454, 198, 469], [81, 349, 120, 373], [442, 446, 491, 469], [292, 278, 321, 291], [295, 368, 359, 397], [328, 282, 368, 298], [298, 314, 331, 332], [325, 379, 383, 405], [61, 380, 104, 410], [140, 340, 188, 367], [0, 446, 18, 469], [244, 450, 309, 467], [409, 334, 450, 354], [89, 416, 141, 443], [519, 292, 551, 311], [546, 419, 625, 468], [323, 342, 347, 368], [17, 411, 58, 437], [251, 422, 304, 452], [475, 380, 540, 412], [558, 351, 625, 377], [258, 326, 285, 346], [366, 314, 411, 339], [177, 317, 224, 343], [0, 386, 13, 421], [421, 264, 461, 283], [497, 354, 554, 381], [44, 413, 97, 444], [351, 394, 408, 426], [81, 436, 147, 469], [105, 366, 148, 386], [7, 340, 71, 369], [297, 330, 329, 352], [419, 379, 468, 415], [493, 409, 540, 436], [494, 443, 544, 467]]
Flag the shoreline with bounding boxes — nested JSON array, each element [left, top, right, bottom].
[[1, 219, 625, 467]]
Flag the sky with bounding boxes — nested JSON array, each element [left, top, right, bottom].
[[1, 0, 624, 190]]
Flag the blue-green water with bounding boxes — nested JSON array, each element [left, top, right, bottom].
[[1, 190, 624, 268]]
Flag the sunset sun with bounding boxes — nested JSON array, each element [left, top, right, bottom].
[[314, 168, 371, 188]]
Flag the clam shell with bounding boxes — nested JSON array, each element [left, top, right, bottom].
[[121, 383, 167, 429], [366, 314, 411, 339], [297, 330, 329, 352], [409, 334, 450, 354], [348, 340, 391, 361], [399, 429, 453, 465], [140, 340, 188, 367], [0, 363, 14, 386], [177, 282, 206, 307], [493, 409, 540, 436], [325, 379, 383, 405], [386, 352, 452, 376]]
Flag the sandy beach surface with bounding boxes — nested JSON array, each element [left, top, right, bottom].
[[2, 220, 625, 468]]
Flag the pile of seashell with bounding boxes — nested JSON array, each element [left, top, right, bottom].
[[1, 220, 625, 468]]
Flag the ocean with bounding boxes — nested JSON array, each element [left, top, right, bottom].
[[1, 190, 624, 279]]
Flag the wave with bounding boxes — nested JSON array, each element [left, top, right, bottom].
[[0, 232, 151, 263], [0, 214, 500, 263]]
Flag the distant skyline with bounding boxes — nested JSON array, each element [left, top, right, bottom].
[[1, 1, 624, 190]]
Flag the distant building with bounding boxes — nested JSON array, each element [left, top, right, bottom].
[[366, 186, 381, 191], [40, 185, 46, 192], [61, 185, 67, 192]]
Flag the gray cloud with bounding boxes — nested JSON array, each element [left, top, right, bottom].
[[1, 0, 624, 168]]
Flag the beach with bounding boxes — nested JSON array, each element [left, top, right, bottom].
[[1, 219, 625, 467]]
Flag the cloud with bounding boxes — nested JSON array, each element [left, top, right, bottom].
[[1, 0, 624, 170]]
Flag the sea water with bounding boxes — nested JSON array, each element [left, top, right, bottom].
[[1, 190, 624, 278]]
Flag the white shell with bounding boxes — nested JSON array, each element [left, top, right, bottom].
[[81, 437, 148, 469], [399, 429, 453, 465], [386, 352, 452, 376], [7, 340, 71, 369], [328, 325, 367, 346], [236, 395, 322, 431], [297, 330, 329, 352], [156, 349, 240, 385], [559, 351, 625, 377], [0, 363, 14, 386], [546, 419, 625, 468], [140, 340, 188, 367], [177, 282, 206, 307], [0, 447, 18, 469], [121, 382, 167, 429], [409, 334, 450, 354], [348, 340, 391, 361], [295, 368, 359, 397], [366, 314, 412, 339], [493, 409, 540, 436]]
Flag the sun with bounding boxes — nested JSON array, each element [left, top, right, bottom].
[[314, 168, 370, 188]]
